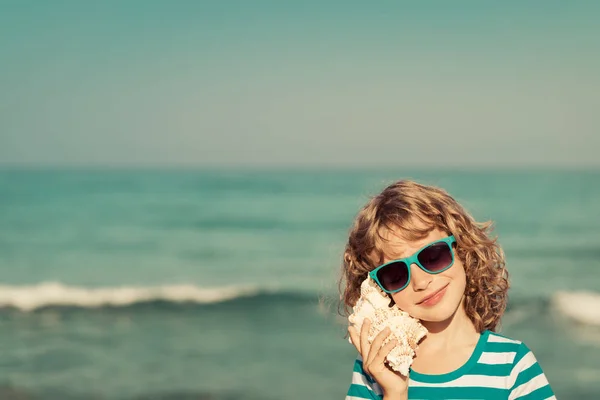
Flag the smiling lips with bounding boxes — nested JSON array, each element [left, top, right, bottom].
[[418, 284, 449, 306]]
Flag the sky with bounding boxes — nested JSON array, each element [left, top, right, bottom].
[[1, 1, 599, 168]]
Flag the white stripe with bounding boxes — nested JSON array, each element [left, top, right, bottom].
[[351, 372, 383, 395], [409, 374, 509, 389], [478, 351, 517, 364], [507, 351, 538, 388], [487, 334, 521, 344], [508, 372, 550, 400], [346, 397, 371, 400]]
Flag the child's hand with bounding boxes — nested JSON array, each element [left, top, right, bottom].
[[348, 319, 409, 399]]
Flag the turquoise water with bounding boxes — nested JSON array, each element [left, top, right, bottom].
[[0, 168, 599, 399]]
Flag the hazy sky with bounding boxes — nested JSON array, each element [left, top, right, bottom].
[[1, 1, 599, 167]]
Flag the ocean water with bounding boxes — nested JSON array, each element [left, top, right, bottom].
[[0, 168, 599, 399]]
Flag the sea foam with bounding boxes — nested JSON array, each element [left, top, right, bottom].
[[0, 282, 267, 311], [552, 290, 600, 326]]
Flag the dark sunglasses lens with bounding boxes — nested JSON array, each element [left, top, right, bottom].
[[418, 242, 453, 272], [376, 261, 409, 292]]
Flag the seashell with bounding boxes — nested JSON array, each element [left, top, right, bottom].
[[348, 277, 428, 376]]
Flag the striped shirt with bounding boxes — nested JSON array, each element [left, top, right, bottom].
[[346, 330, 555, 400]]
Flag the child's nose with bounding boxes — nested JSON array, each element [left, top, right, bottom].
[[410, 263, 433, 291]]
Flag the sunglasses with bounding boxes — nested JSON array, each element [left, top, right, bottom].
[[369, 235, 457, 294]]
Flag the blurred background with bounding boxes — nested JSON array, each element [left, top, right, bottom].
[[1, 1, 599, 399]]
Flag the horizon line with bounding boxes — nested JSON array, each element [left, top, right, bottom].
[[1, 162, 599, 173]]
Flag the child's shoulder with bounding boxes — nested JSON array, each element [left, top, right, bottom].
[[481, 331, 554, 397], [483, 330, 538, 366]]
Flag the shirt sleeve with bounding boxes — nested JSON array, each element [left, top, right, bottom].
[[345, 356, 384, 400], [508, 342, 556, 400]]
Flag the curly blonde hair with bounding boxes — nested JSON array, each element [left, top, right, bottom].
[[339, 179, 509, 332]]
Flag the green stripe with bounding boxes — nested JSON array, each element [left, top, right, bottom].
[[347, 383, 382, 399], [512, 363, 543, 390], [472, 362, 514, 377], [408, 386, 509, 399], [513, 384, 555, 399], [512, 343, 531, 365]]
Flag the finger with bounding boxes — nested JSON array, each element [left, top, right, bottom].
[[348, 326, 360, 353], [360, 319, 371, 362], [366, 327, 392, 365], [371, 338, 398, 370]]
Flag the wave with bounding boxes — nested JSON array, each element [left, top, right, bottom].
[[2, 282, 599, 328], [0, 281, 282, 311], [551, 290, 600, 326]]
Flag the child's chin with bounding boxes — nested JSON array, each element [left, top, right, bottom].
[[417, 301, 461, 323]]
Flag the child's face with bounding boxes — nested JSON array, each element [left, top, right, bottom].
[[380, 227, 467, 323]]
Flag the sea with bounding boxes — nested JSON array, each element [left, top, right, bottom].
[[0, 168, 599, 399]]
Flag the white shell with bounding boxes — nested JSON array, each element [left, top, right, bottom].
[[348, 277, 428, 376]]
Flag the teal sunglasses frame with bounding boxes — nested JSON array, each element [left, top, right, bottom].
[[369, 235, 457, 294]]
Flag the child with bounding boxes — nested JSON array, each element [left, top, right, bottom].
[[340, 180, 555, 400]]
